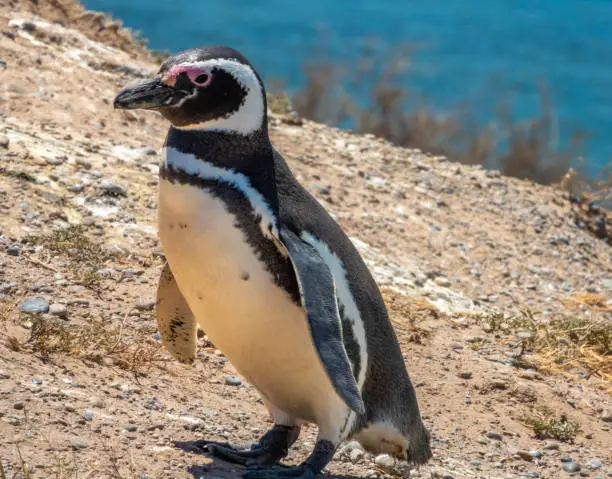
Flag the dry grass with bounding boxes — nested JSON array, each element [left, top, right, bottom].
[[475, 310, 611, 381], [24, 226, 106, 290], [23, 313, 164, 376], [381, 288, 435, 344]]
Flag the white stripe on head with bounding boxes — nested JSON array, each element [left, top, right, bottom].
[[168, 59, 264, 135], [162, 146, 278, 238]]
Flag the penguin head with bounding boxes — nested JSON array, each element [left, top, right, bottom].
[[114, 46, 266, 135]]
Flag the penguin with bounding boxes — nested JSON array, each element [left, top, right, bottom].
[[114, 46, 431, 478]]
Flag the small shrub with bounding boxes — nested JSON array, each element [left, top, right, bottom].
[[26, 314, 163, 376], [474, 310, 611, 379], [530, 414, 580, 442], [24, 225, 106, 290], [267, 91, 294, 115]]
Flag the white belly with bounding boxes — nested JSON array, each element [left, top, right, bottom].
[[158, 179, 343, 424]]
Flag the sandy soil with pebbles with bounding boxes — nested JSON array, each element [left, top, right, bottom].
[[0, 1, 610, 478]]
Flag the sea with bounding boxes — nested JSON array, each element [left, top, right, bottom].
[[83, 0, 612, 177]]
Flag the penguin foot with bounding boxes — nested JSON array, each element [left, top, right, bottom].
[[243, 438, 334, 479], [182, 424, 300, 466]]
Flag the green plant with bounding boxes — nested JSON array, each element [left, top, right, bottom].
[[530, 412, 580, 442]]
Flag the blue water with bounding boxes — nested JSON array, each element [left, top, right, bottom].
[[84, 0, 612, 175]]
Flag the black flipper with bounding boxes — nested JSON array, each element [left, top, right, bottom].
[[279, 227, 365, 415]]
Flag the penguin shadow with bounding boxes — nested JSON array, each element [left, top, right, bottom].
[[176, 441, 365, 479]]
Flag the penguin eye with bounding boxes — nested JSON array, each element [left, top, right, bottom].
[[191, 72, 212, 87]]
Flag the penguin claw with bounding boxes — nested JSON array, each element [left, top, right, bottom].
[[243, 464, 317, 478]]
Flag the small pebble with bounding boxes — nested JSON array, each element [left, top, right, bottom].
[[485, 432, 503, 441], [516, 450, 534, 461], [349, 448, 364, 462], [374, 453, 395, 469], [600, 409, 612, 423], [562, 462, 581, 473], [458, 371, 473, 379], [31, 378, 42, 385], [82, 410, 94, 421], [70, 438, 90, 450], [20, 297, 50, 314], [224, 374, 242, 386], [0, 370, 10, 379], [528, 450, 542, 458], [7, 245, 20, 256], [49, 303, 68, 318], [13, 402, 24, 410], [99, 180, 127, 196], [67, 184, 84, 193], [586, 460, 602, 470], [135, 299, 156, 311], [125, 425, 138, 432]]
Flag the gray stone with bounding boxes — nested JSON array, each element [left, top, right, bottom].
[[528, 450, 542, 458], [349, 448, 364, 462], [70, 438, 90, 450], [99, 180, 127, 197], [7, 245, 19, 256], [31, 378, 42, 385], [586, 460, 602, 470], [67, 184, 84, 193], [485, 431, 503, 441], [224, 374, 242, 386], [0, 282, 17, 293], [82, 410, 94, 421], [135, 299, 156, 311], [434, 277, 451, 287], [20, 297, 50, 314], [562, 462, 581, 473], [124, 424, 138, 432], [374, 453, 395, 469], [49, 303, 68, 318]]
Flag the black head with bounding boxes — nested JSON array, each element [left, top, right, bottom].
[[114, 46, 267, 135]]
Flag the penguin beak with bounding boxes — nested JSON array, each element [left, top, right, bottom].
[[114, 77, 180, 110]]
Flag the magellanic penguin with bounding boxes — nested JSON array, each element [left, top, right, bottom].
[[114, 46, 431, 478]]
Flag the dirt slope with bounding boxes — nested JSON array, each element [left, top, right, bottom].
[[0, 2, 610, 478]]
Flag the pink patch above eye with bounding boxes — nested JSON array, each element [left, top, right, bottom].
[[163, 65, 212, 87]]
